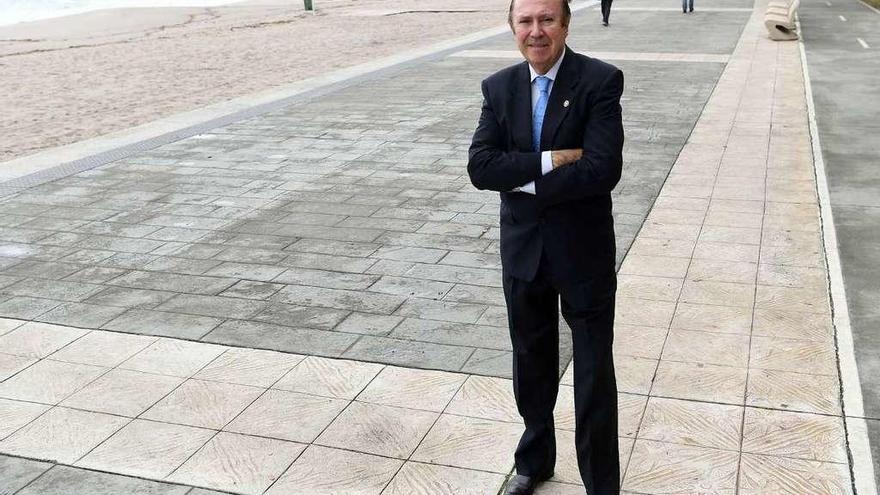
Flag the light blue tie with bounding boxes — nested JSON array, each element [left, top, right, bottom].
[[532, 76, 551, 152]]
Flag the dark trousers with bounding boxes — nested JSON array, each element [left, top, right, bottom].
[[601, 0, 613, 22], [503, 260, 619, 495]]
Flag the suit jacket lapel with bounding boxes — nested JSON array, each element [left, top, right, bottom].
[[541, 48, 579, 150], [511, 62, 534, 152]]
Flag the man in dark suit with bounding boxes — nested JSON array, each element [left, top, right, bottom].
[[467, 0, 624, 493]]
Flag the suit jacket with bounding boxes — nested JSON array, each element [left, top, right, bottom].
[[468, 47, 624, 284]]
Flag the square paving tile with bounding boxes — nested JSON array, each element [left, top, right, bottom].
[[356, 366, 465, 412], [617, 274, 683, 302], [445, 375, 518, 422], [622, 439, 738, 494], [273, 356, 383, 399], [755, 285, 829, 314], [168, 431, 305, 495], [687, 259, 757, 284], [615, 297, 676, 328], [76, 419, 214, 479], [679, 279, 755, 308], [750, 335, 837, 375], [638, 397, 742, 451], [752, 308, 833, 342], [0, 352, 36, 381], [383, 461, 506, 495], [225, 389, 348, 443], [699, 225, 761, 245], [627, 237, 697, 259], [265, 444, 402, 495], [0, 407, 129, 464], [0, 322, 88, 358], [614, 324, 668, 360], [193, 347, 304, 388], [757, 263, 826, 290], [316, 401, 437, 458], [661, 328, 749, 368], [741, 407, 847, 463], [61, 368, 184, 417], [48, 331, 157, 367], [671, 302, 752, 335], [738, 452, 853, 494], [142, 379, 264, 429], [620, 255, 690, 279], [746, 369, 840, 415], [652, 360, 747, 405], [0, 398, 50, 439], [614, 356, 658, 395], [119, 338, 226, 377], [0, 359, 107, 404], [412, 413, 521, 473], [693, 240, 760, 263]]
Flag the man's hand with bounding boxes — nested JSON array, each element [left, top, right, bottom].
[[551, 149, 583, 169]]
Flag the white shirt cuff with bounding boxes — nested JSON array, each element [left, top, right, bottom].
[[520, 181, 536, 194], [541, 151, 553, 175]]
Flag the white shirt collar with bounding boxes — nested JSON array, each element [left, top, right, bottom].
[[529, 46, 566, 83]]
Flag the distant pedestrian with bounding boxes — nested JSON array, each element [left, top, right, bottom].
[[601, 0, 612, 25], [683, 0, 694, 13]]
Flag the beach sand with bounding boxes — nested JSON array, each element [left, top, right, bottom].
[[0, 0, 513, 163]]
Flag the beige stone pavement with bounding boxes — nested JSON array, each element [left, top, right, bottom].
[[0, 0, 860, 494]]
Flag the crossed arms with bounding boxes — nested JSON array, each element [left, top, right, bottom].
[[467, 68, 624, 208]]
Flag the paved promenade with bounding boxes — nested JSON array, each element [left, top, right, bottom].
[[0, 0, 872, 493]]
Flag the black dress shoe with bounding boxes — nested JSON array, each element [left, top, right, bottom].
[[503, 472, 553, 495]]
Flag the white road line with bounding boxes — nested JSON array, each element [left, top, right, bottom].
[[858, 37, 870, 48], [839, 14, 848, 21], [797, 18, 878, 495]]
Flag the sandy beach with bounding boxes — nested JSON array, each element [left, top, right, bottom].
[[0, 0, 512, 163]]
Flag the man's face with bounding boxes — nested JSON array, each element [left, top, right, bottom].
[[511, 0, 569, 74]]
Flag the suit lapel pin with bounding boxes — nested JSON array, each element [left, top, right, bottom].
[[563, 100, 570, 108]]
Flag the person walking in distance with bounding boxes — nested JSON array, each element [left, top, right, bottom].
[[601, 0, 613, 25], [467, 0, 624, 493], [683, 0, 694, 13]]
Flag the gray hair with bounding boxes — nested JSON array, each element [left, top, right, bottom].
[[508, 0, 572, 27]]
